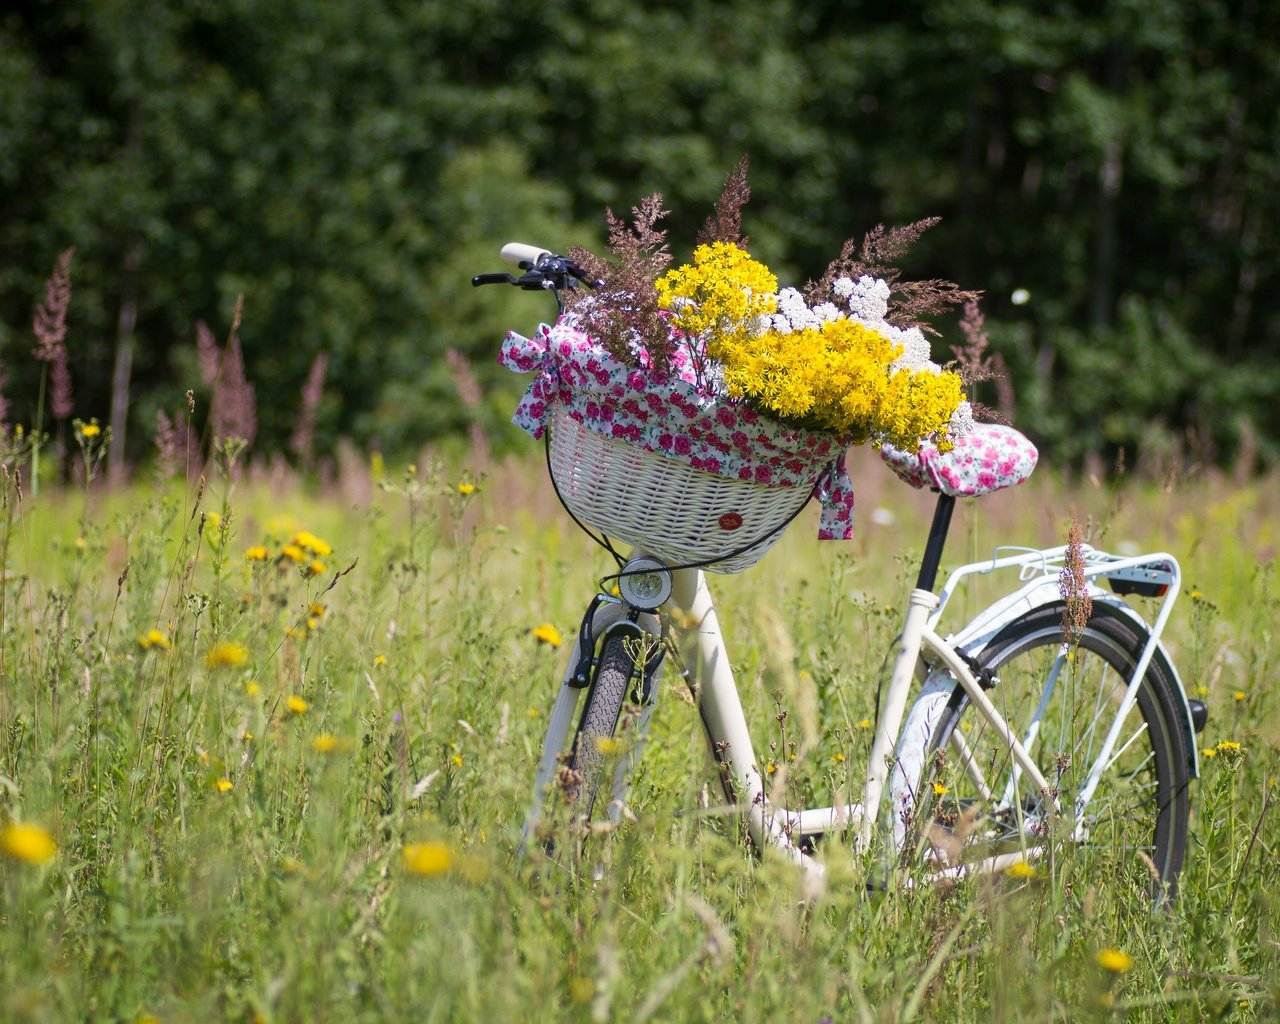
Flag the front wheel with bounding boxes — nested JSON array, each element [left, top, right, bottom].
[[896, 601, 1191, 899]]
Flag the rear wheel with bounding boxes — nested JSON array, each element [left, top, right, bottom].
[[911, 602, 1190, 898]]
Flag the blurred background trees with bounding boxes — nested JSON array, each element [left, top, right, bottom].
[[2, 0, 1276, 473]]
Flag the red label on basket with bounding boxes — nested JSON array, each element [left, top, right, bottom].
[[719, 512, 744, 531]]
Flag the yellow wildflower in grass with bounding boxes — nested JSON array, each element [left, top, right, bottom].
[[531, 623, 563, 648], [245, 545, 269, 561], [306, 617, 319, 631], [932, 781, 950, 796], [1233, 690, 1246, 702], [307, 560, 326, 576], [451, 753, 464, 768], [205, 641, 249, 669], [833, 752, 845, 763], [245, 681, 262, 696], [0, 822, 57, 865], [312, 733, 343, 754], [308, 603, 326, 618], [286, 694, 309, 715], [79, 422, 101, 439], [402, 841, 453, 877], [215, 779, 234, 793], [594, 736, 622, 756], [457, 481, 477, 495], [1005, 860, 1038, 880], [292, 530, 333, 557], [138, 628, 170, 651], [373, 654, 388, 668], [857, 718, 872, 730], [1096, 948, 1134, 973], [1202, 747, 1217, 759], [279, 544, 305, 564]]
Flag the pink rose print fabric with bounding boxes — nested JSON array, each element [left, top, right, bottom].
[[498, 318, 857, 540], [879, 423, 1038, 496]]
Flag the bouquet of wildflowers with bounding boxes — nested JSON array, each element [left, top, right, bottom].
[[562, 159, 975, 453]]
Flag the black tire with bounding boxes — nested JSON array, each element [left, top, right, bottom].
[[566, 631, 641, 825], [922, 601, 1191, 899]]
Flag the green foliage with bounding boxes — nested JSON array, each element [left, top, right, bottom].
[[0, 0, 1277, 467]]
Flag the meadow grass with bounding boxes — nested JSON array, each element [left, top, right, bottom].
[[1, 446, 1277, 1023]]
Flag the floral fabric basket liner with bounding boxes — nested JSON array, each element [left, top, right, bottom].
[[500, 317, 857, 545]]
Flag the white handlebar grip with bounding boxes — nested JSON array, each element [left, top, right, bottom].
[[501, 242, 551, 267]]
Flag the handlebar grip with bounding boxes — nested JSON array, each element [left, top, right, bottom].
[[501, 242, 552, 268]]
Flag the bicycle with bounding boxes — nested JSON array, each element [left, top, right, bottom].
[[474, 244, 1207, 899]]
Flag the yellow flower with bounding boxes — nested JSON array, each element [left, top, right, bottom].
[[245, 681, 261, 696], [81, 422, 102, 438], [208, 512, 222, 531], [531, 623, 563, 648], [857, 718, 872, 730], [594, 736, 621, 756], [457, 482, 477, 495], [138, 628, 170, 651], [312, 733, 343, 753], [205, 641, 249, 669], [1217, 740, 1241, 752], [308, 603, 326, 618], [0, 822, 57, 865], [1202, 747, 1217, 758], [245, 545, 269, 561], [279, 544, 305, 564], [1096, 948, 1133, 973], [215, 778, 234, 793], [307, 560, 326, 576], [833, 752, 845, 763], [372, 654, 388, 668], [932, 781, 950, 796], [451, 753, 464, 767], [291, 531, 332, 557], [1233, 690, 1246, 702], [402, 841, 453, 877], [1005, 860, 1038, 879], [286, 695, 309, 715]]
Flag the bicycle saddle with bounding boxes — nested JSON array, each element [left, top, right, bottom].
[[879, 422, 1038, 497]]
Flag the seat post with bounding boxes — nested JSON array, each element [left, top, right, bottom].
[[914, 492, 956, 593]]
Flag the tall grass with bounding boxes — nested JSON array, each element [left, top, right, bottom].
[[1, 447, 1276, 1023]]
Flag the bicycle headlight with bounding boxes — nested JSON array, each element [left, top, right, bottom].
[[616, 556, 672, 611]]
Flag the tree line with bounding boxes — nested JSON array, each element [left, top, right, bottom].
[[2, 0, 1276, 474]]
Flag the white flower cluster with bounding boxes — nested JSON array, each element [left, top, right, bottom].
[[767, 287, 843, 334]]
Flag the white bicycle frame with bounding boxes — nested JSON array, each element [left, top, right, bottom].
[[523, 541, 1193, 880]]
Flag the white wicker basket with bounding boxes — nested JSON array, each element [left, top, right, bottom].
[[547, 403, 813, 573]]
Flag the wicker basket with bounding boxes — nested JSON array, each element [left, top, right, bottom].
[[547, 403, 813, 573]]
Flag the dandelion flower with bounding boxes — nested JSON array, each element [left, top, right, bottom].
[[372, 654, 388, 668], [833, 752, 845, 763], [0, 822, 57, 865], [286, 694, 309, 715], [457, 482, 477, 495], [531, 623, 563, 648], [1096, 948, 1133, 973], [291, 530, 332, 557], [245, 545, 269, 561], [402, 841, 453, 877], [215, 778, 234, 793], [205, 641, 249, 669], [1005, 861, 1038, 879], [1233, 690, 1246, 702], [138, 628, 170, 651]]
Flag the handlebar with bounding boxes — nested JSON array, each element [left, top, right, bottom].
[[471, 242, 603, 312]]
